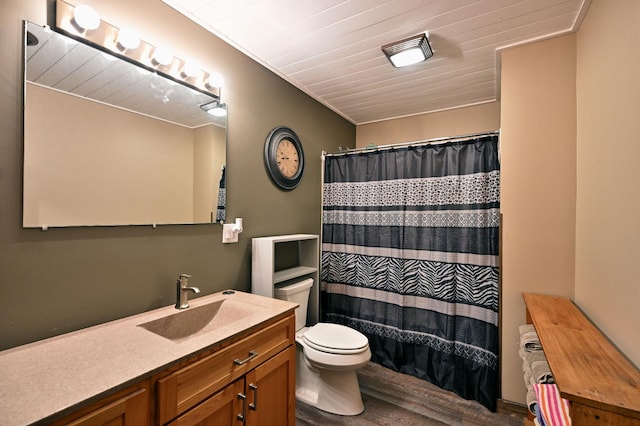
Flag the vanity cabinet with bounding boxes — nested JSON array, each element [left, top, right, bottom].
[[252, 234, 319, 325], [0, 292, 297, 426], [50, 313, 295, 426], [156, 314, 295, 425]]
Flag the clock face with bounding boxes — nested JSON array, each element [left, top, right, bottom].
[[264, 127, 304, 190], [276, 138, 300, 178]]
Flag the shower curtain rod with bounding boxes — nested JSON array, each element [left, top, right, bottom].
[[322, 129, 500, 157]]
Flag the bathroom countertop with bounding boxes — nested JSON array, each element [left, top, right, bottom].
[[0, 290, 297, 426]]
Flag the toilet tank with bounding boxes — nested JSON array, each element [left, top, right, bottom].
[[274, 278, 313, 331]]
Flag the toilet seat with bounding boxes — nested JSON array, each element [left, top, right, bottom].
[[302, 323, 369, 355]]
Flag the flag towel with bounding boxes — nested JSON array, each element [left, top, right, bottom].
[[533, 383, 571, 426]]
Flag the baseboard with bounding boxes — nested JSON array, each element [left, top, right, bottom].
[[497, 398, 529, 418]]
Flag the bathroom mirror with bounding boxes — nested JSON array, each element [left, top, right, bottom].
[[22, 21, 227, 228]]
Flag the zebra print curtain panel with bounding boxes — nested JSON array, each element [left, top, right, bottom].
[[321, 135, 500, 411]]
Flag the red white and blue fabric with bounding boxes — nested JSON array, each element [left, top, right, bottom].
[[533, 383, 571, 426]]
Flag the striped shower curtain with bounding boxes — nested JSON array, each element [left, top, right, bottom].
[[321, 135, 500, 410], [216, 165, 226, 223]]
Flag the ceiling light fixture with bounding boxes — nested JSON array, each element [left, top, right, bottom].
[[200, 100, 227, 117], [382, 33, 433, 68]]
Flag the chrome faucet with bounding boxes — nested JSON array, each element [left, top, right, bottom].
[[175, 273, 200, 309]]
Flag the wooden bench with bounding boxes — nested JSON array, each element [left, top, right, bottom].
[[523, 293, 640, 425]]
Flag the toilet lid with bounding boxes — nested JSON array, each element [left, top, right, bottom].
[[303, 323, 368, 353]]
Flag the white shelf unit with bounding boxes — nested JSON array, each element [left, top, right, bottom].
[[252, 234, 320, 326]]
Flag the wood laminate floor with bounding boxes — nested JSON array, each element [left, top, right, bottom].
[[296, 362, 524, 426]]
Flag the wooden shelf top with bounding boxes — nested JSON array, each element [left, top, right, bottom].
[[523, 293, 640, 419]]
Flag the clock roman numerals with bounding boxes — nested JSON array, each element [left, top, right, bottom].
[[276, 140, 300, 177]]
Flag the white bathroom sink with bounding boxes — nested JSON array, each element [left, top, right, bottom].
[[139, 298, 261, 342]]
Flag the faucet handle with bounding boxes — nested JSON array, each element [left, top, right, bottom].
[[178, 273, 192, 286]]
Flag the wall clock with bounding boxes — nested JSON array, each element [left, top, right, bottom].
[[264, 126, 304, 190]]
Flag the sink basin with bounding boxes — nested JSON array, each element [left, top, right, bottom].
[[139, 298, 262, 342]]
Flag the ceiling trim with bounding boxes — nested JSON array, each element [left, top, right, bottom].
[[357, 99, 499, 126]]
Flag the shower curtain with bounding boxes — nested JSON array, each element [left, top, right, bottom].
[[321, 135, 500, 410], [216, 165, 226, 223]]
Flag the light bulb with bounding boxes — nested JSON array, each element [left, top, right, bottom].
[[73, 4, 100, 31], [206, 72, 224, 88], [389, 48, 426, 67], [152, 47, 174, 66], [182, 61, 201, 78], [117, 28, 141, 50]]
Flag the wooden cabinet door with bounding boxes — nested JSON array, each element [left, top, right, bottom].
[[57, 387, 148, 426], [245, 346, 296, 426], [168, 378, 245, 426]]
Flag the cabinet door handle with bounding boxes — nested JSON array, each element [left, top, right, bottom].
[[249, 383, 258, 411], [233, 350, 258, 365], [237, 393, 247, 423]]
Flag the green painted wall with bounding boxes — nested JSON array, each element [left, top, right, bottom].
[[0, 0, 355, 350]]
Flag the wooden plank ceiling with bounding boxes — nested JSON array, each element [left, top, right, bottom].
[[162, 0, 590, 124]]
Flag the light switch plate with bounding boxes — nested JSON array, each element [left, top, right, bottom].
[[222, 224, 239, 243]]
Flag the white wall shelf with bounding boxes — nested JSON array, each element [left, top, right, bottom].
[[273, 266, 317, 284], [252, 234, 320, 326]]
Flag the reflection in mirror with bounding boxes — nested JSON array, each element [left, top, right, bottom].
[[23, 21, 227, 228]]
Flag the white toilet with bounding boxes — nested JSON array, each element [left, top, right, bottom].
[[274, 278, 371, 416]]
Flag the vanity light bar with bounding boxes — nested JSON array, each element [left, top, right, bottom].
[[55, 0, 222, 99]]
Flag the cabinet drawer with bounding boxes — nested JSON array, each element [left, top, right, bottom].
[[156, 314, 294, 424]]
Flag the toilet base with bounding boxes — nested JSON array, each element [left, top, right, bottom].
[[296, 351, 365, 416]]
